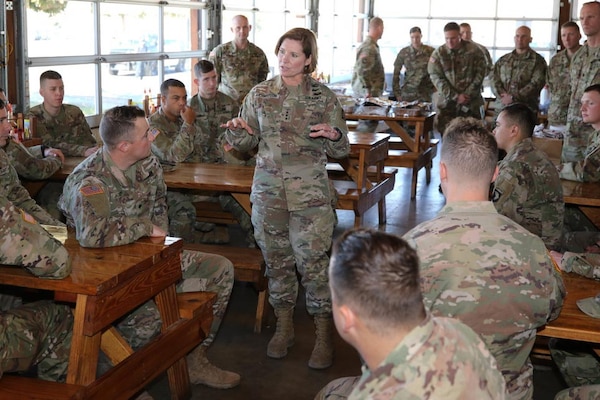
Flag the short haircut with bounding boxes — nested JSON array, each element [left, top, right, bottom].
[[40, 70, 62, 84], [459, 22, 471, 29], [330, 228, 425, 335], [444, 22, 460, 32], [275, 27, 318, 74], [442, 117, 498, 183], [409, 26, 422, 34], [499, 103, 536, 138], [561, 21, 581, 32], [100, 106, 146, 149], [0, 98, 5, 110], [584, 83, 600, 96], [193, 59, 215, 78], [369, 17, 383, 30], [583, 1, 600, 12], [160, 79, 185, 96]]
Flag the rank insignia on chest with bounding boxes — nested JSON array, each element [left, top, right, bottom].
[[80, 185, 104, 196]]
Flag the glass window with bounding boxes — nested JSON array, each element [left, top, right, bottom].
[[24, 0, 205, 118], [27, 2, 95, 57]]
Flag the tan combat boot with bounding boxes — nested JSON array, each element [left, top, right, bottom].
[[267, 308, 295, 358], [187, 345, 240, 389], [308, 314, 334, 369]]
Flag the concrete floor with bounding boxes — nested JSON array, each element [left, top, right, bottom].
[[148, 138, 568, 399]]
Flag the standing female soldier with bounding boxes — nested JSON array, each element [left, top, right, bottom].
[[223, 27, 349, 369]]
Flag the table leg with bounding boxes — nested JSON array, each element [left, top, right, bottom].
[[155, 283, 191, 400], [67, 294, 102, 385]]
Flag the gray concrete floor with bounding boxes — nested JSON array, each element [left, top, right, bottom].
[[148, 137, 567, 399]]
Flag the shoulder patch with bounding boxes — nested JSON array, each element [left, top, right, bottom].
[[20, 209, 36, 224], [491, 187, 502, 202], [80, 185, 104, 197]]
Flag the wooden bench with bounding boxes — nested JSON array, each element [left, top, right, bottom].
[[194, 200, 238, 225], [183, 243, 268, 333], [386, 137, 440, 199], [0, 375, 85, 399]]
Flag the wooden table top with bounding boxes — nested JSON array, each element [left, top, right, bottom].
[[562, 179, 600, 207], [345, 110, 436, 123], [347, 132, 390, 149], [0, 233, 183, 296], [539, 272, 600, 343], [54, 157, 255, 193]]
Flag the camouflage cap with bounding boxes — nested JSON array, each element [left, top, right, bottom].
[[576, 294, 600, 318]]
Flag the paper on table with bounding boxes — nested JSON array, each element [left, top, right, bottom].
[[40, 225, 68, 244]]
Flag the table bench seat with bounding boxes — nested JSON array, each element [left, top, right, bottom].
[[183, 243, 268, 333], [386, 138, 439, 199], [0, 375, 85, 400]]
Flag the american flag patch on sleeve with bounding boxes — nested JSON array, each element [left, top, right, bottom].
[[20, 209, 36, 224], [80, 185, 104, 196]]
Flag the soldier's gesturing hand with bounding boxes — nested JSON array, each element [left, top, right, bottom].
[[181, 105, 196, 125], [309, 124, 342, 141], [221, 117, 254, 135]]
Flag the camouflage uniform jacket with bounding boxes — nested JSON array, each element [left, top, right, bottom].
[[351, 37, 385, 98], [0, 147, 60, 225], [392, 44, 435, 102], [492, 138, 564, 251], [3, 140, 61, 180], [348, 313, 506, 400], [188, 91, 240, 163], [149, 107, 200, 164], [560, 129, 600, 182], [209, 41, 269, 103], [224, 74, 350, 211], [428, 41, 486, 113], [547, 50, 574, 126], [492, 48, 548, 114], [28, 103, 97, 157], [0, 195, 70, 279], [58, 149, 168, 248], [564, 44, 600, 162], [403, 201, 565, 400], [473, 41, 494, 78]]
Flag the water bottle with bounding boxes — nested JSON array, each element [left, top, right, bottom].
[[540, 86, 550, 114]]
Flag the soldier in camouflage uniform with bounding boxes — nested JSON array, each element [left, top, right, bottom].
[[492, 26, 547, 119], [491, 103, 564, 250], [209, 15, 269, 105], [0, 196, 72, 382], [392, 26, 435, 102], [351, 17, 385, 99], [459, 23, 493, 79], [27, 70, 99, 221], [0, 100, 62, 226], [555, 385, 600, 400], [563, 2, 600, 162], [428, 22, 486, 135], [560, 84, 600, 182], [403, 117, 565, 400], [223, 28, 349, 369], [547, 22, 582, 127], [58, 106, 240, 389], [316, 228, 506, 400], [3, 140, 63, 180]]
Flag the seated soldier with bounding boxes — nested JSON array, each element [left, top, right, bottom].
[[316, 228, 506, 399]]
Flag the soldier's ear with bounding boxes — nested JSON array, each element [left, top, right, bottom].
[[116, 140, 130, 153]]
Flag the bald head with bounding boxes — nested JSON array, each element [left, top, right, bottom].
[[514, 26, 532, 52], [231, 15, 251, 47]]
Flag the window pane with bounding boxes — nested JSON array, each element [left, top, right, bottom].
[[430, 0, 496, 18], [375, 0, 430, 17], [100, 4, 160, 55], [497, 0, 554, 19], [28, 65, 98, 116], [27, 1, 95, 57]]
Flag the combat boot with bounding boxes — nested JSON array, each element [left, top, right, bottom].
[[187, 345, 240, 389], [267, 307, 295, 358], [308, 314, 334, 369]]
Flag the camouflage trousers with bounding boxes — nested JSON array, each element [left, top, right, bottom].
[[0, 300, 73, 382], [436, 102, 482, 136], [251, 203, 335, 315], [314, 376, 360, 400], [166, 190, 198, 240], [555, 384, 600, 400], [116, 250, 234, 349]]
